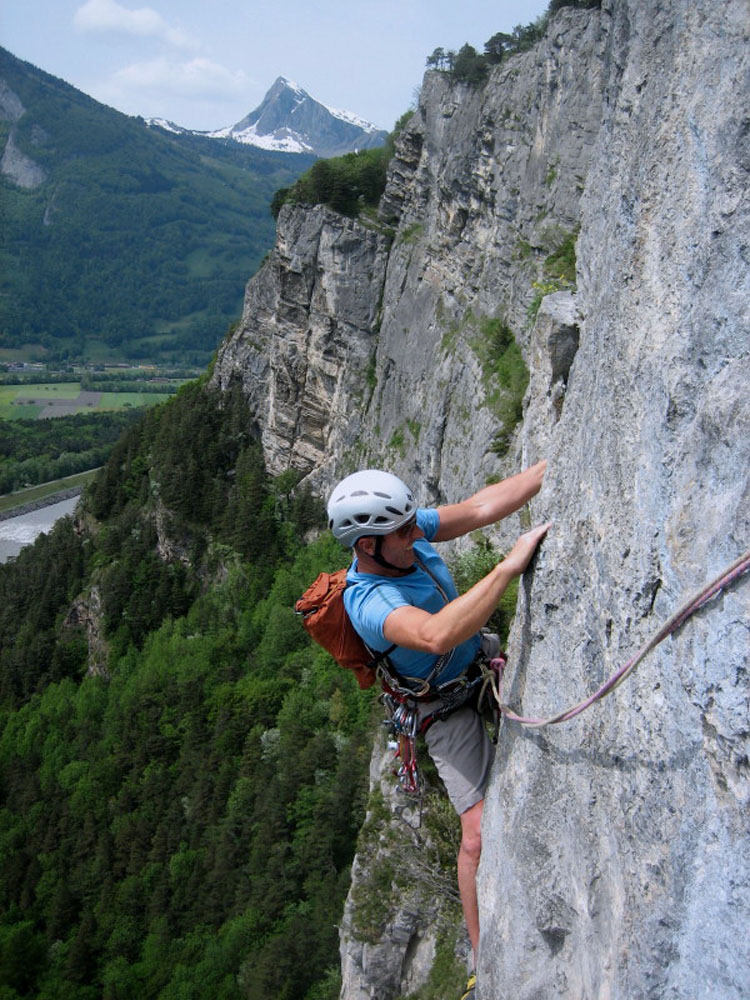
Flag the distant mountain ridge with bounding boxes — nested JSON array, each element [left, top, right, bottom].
[[150, 77, 389, 158], [0, 48, 314, 366]]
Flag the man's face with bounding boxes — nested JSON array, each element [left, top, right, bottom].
[[377, 515, 425, 570]]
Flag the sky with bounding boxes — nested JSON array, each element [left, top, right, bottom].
[[2, 0, 550, 133]]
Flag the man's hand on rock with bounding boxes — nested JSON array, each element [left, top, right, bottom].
[[502, 523, 551, 577]]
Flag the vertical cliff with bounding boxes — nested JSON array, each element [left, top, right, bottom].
[[213, 5, 606, 509], [479, 2, 750, 998], [211, 0, 749, 996]]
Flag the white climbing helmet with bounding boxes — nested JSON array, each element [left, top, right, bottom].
[[327, 470, 417, 546]]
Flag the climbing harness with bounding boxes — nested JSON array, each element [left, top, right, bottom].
[[488, 549, 750, 729], [379, 643, 497, 796]]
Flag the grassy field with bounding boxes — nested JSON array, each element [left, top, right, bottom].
[[0, 468, 100, 515], [0, 382, 172, 420]]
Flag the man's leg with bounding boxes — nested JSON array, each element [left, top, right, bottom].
[[458, 797, 483, 961], [420, 705, 493, 955]]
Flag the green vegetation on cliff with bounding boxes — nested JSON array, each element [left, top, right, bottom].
[[271, 111, 414, 220], [426, 1, 602, 85], [0, 381, 373, 999], [271, 147, 388, 218]]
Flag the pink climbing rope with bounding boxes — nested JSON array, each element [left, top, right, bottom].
[[489, 549, 750, 729]]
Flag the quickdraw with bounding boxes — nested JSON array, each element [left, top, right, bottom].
[[385, 698, 421, 795]]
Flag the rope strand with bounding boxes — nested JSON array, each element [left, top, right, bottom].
[[491, 549, 750, 729]]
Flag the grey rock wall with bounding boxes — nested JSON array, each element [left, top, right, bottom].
[[1, 126, 47, 189], [0, 82, 47, 189], [478, 1, 750, 998], [212, 5, 606, 514], [338, 732, 452, 1000], [213, 204, 391, 481], [211, 0, 749, 997]]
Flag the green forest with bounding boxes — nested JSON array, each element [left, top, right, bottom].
[[0, 380, 379, 999], [0, 410, 145, 493]]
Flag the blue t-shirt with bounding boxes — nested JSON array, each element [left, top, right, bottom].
[[344, 508, 481, 685]]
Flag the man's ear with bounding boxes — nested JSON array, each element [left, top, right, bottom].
[[355, 536, 376, 557]]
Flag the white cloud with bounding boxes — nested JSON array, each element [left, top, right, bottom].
[[73, 0, 195, 49], [111, 56, 249, 101]]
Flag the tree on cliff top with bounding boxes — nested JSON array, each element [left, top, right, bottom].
[[271, 111, 414, 221], [426, 1, 602, 84]]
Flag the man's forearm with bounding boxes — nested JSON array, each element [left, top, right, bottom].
[[434, 460, 546, 541], [469, 460, 546, 524], [385, 561, 517, 654], [383, 522, 550, 655]]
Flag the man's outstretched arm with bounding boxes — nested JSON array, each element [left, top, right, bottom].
[[383, 522, 550, 654], [433, 460, 547, 542]]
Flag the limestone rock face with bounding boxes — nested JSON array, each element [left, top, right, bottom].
[[0, 82, 47, 189], [0, 79, 25, 122], [338, 733, 451, 1000], [212, 204, 391, 482], [0, 131, 46, 188], [478, 2, 750, 998], [64, 586, 108, 679], [212, 5, 606, 511], [211, 1, 750, 997]]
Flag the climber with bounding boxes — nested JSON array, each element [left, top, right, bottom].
[[327, 462, 549, 996]]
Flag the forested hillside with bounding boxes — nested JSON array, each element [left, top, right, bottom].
[[0, 48, 314, 366], [0, 409, 145, 494], [0, 381, 375, 999]]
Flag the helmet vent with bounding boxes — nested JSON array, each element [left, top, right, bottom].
[[373, 491, 391, 499], [385, 506, 403, 516]]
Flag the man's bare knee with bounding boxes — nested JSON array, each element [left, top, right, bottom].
[[460, 837, 481, 869], [460, 800, 484, 863]]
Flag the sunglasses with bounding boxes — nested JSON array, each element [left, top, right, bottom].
[[393, 514, 417, 537]]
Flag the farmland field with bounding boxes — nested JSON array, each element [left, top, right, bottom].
[[0, 371, 190, 494], [0, 382, 173, 420]]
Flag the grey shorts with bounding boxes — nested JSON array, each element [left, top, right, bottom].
[[415, 699, 495, 815]]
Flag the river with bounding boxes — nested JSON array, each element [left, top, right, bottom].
[[0, 496, 80, 564]]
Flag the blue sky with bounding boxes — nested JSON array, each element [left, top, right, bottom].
[[3, 0, 550, 132]]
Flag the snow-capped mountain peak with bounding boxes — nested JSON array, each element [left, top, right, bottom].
[[149, 77, 388, 158]]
